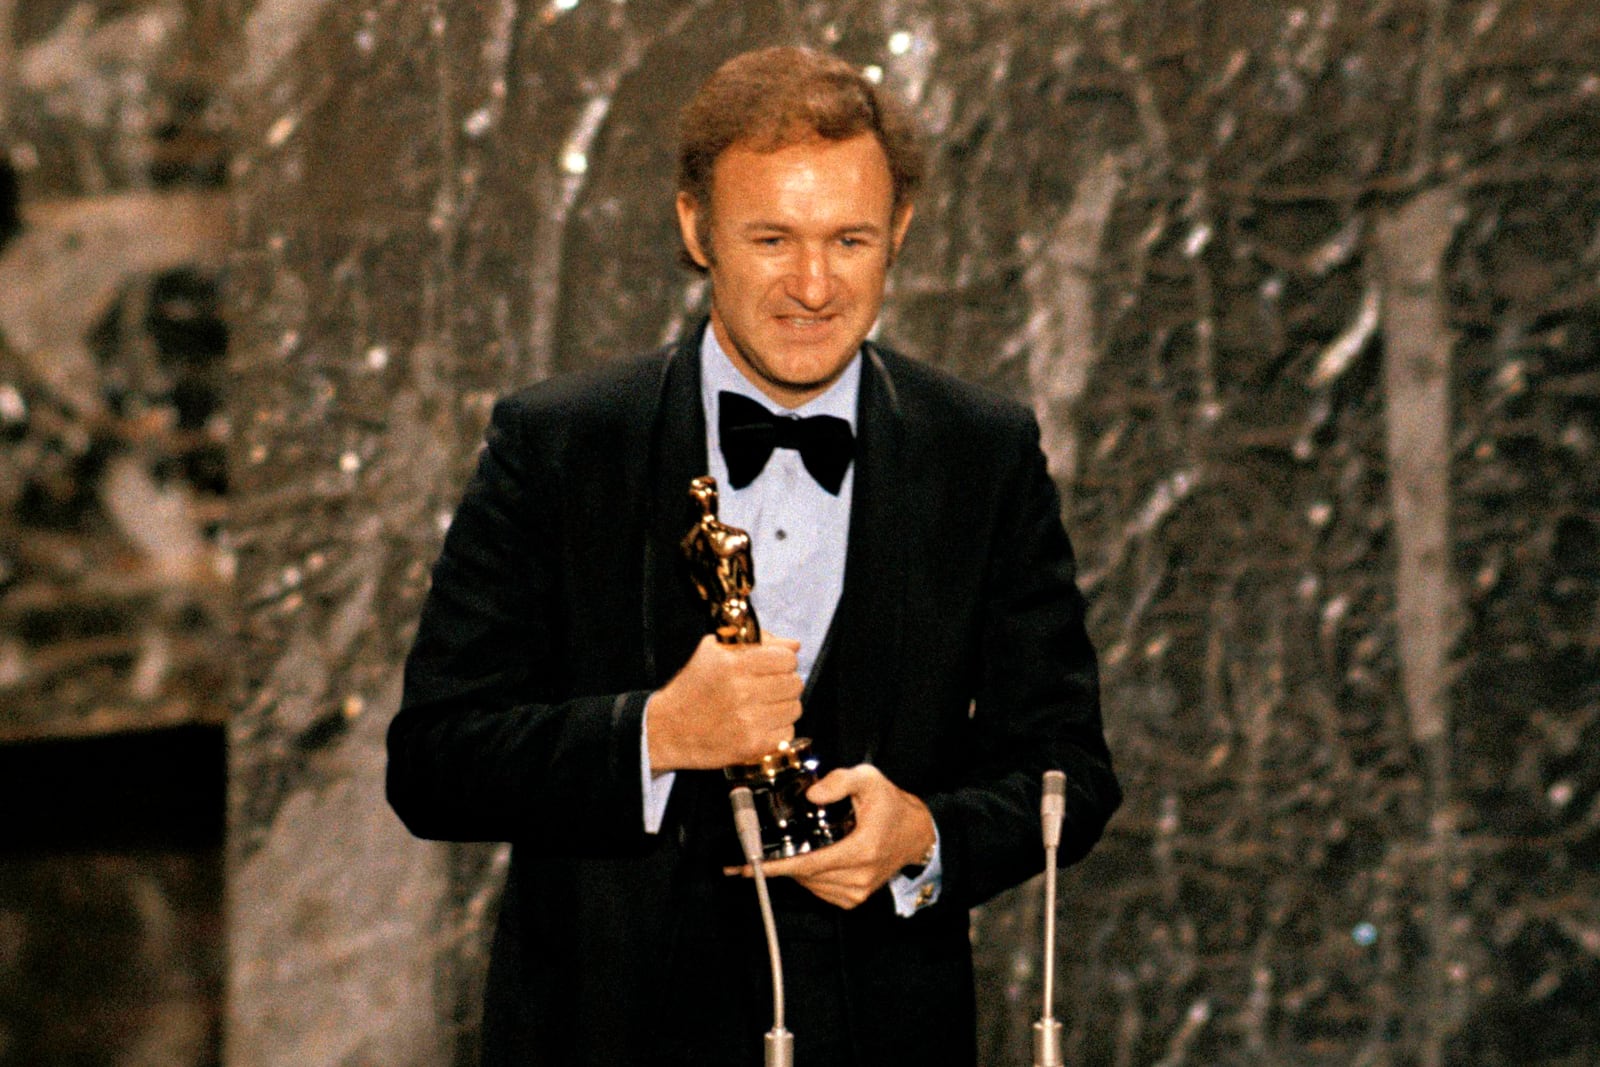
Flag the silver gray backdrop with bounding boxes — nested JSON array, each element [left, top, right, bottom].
[[172, 1, 1600, 1064]]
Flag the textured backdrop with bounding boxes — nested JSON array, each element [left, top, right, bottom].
[[1, 2, 232, 1063], [221, 2, 1599, 1065]]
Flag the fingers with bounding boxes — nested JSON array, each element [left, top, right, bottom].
[[724, 860, 864, 910], [738, 669, 803, 705], [700, 634, 797, 674], [747, 823, 875, 881], [650, 634, 805, 770], [726, 672, 801, 725], [700, 635, 803, 713], [727, 725, 796, 765], [754, 846, 842, 881], [742, 843, 879, 910], [713, 639, 800, 685], [729, 766, 932, 910]]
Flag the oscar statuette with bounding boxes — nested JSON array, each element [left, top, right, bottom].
[[682, 475, 855, 860]]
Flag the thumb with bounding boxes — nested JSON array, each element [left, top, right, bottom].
[[805, 765, 866, 806]]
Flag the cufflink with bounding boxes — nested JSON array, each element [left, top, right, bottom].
[[899, 842, 937, 880], [914, 884, 936, 909]]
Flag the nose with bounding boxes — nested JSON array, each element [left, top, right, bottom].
[[784, 245, 834, 309]]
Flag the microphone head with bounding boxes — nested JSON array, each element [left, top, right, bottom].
[[1040, 770, 1066, 849], [1041, 769, 1066, 813], [729, 786, 764, 863]]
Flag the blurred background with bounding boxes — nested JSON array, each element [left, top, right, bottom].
[[1, 1, 1596, 1065]]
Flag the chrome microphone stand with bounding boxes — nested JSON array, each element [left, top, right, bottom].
[[730, 786, 794, 1067], [1034, 769, 1067, 1067]]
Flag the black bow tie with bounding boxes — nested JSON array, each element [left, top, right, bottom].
[[718, 391, 855, 495]]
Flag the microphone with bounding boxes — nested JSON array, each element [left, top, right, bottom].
[[1034, 770, 1067, 1067], [730, 786, 794, 1067], [1041, 768, 1066, 851]]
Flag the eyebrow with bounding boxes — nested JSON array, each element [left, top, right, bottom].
[[737, 220, 886, 236]]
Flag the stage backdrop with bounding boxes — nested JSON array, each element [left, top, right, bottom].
[[223, 2, 1599, 1065]]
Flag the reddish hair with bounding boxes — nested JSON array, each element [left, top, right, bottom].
[[676, 46, 923, 270]]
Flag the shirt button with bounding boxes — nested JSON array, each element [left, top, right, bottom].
[[774, 528, 787, 541]]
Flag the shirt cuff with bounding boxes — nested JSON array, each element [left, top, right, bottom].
[[888, 823, 942, 917], [640, 695, 676, 834]]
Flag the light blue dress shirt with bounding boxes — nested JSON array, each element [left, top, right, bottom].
[[641, 327, 940, 916]]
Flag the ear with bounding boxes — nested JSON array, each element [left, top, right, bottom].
[[676, 191, 711, 269], [890, 201, 915, 257]]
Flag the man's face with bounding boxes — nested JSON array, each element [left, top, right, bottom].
[[676, 132, 913, 409]]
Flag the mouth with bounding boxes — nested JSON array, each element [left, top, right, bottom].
[[774, 313, 838, 332]]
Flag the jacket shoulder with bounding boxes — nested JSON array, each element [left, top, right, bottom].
[[493, 345, 672, 434], [867, 343, 1039, 442]]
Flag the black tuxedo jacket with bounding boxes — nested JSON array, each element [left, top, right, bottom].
[[387, 325, 1120, 1065]]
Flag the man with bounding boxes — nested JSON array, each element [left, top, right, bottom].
[[388, 46, 1119, 1066]]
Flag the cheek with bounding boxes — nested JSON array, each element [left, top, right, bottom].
[[843, 261, 889, 298], [717, 259, 780, 296]]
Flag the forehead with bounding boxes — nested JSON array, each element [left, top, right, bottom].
[[707, 133, 896, 219]]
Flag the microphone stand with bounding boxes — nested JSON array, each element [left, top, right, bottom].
[[730, 786, 794, 1067], [1034, 769, 1067, 1067]]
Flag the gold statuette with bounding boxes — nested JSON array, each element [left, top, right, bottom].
[[683, 475, 761, 645], [682, 475, 855, 858]]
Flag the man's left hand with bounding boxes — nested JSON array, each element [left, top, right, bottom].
[[726, 764, 936, 910]]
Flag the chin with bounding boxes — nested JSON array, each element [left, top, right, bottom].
[[768, 356, 850, 389]]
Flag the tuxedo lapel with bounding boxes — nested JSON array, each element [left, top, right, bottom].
[[820, 343, 908, 767], [642, 326, 712, 685]]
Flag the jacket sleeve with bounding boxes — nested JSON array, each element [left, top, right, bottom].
[[385, 394, 654, 855], [921, 413, 1121, 910]]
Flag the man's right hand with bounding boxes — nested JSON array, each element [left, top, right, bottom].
[[647, 634, 803, 771]]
